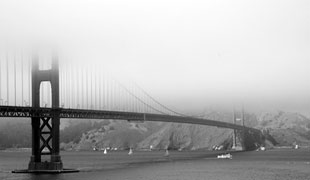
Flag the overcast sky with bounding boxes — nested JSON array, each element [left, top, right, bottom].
[[0, 0, 309, 115]]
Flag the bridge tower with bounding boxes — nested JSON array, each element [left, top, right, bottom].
[[27, 54, 63, 171], [232, 108, 245, 151]]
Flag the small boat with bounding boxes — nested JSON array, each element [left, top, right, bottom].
[[103, 148, 107, 154], [217, 153, 232, 159]]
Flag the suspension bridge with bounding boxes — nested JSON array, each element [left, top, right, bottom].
[[0, 51, 263, 173]]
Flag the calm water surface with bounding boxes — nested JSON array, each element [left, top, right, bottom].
[[1, 149, 310, 180]]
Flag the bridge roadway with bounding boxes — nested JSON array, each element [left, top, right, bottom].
[[0, 105, 260, 133]]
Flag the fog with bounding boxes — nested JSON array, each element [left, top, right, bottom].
[[0, 0, 309, 115]]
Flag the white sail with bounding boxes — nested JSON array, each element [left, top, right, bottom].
[[128, 148, 133, 155], [164, 149, 169, 156]]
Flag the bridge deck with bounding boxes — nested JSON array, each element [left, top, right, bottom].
[[0, 106, 260, 133]]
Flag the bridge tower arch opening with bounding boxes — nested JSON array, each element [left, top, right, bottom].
[[40, 82, 52, 108]]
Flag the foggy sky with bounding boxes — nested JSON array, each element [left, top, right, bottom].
[[0, 0, 309, 115]]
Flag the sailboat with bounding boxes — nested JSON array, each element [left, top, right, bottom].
[[128, 148, 133, 155], [164, 149, 169, 157], [103, 148, 107, 154]]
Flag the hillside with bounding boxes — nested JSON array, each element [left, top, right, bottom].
[[62, 111, 261, 151], [257, 111, 310, 146]]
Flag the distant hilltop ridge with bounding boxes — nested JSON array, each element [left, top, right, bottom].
[[1, 111, 310, 150]]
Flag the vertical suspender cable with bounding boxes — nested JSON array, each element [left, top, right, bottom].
[[113, 78, 116, 110], [108, 76, 111, 110], [106, 74, 109, 110], [132, 82, 135, 112], [69, 61, 72, 108], [28, 55, 31, 106], [67, 61, 69, 108], [6, 52, 9, 105], [130, 83, 132, 112], [94, 70, 97, 109], [110, 78, 113, 110], [102, 73, 104, 109], [242, 105, 245, 126], [126, 83, 129, 111], [115, 79, 118, 110], [41, 60, 44, 107], [0, 54, 2, 103], [76, 64, 79, 108], [14, 53, 16, 106], [66, 62, 69, 108], [104, 73, 106, 109], [106, 75, 108, 110], [102, 73, 105, 110], [118, 82, 121, 111], [0, 55, 1, 104], [62, 61, 65, 107], [90, 67, 93, 109], [103, 75, 106, 110], [115, 79, 117, 110], [111, 78, 113, 110], [109, 77, 112, 110], [139, 87, 142, 112], [134, 83, 137, 112], [21, 52, 24, 106], [66, 61, 69, 108], [119, 81, 122, 111], [134, 85, 137, 112], [66, 61, 70, 108], [71, 61, 74, 108], [59, 61, 62, 106], [119, 81, 121, 111], [99, 71, 101, 110], [119, 82, 122, 111], [81, 66, 84, 109], [86, 66, 88, 109], [72, 62, 74, 108], [110, 76, 112, 110], [113, 79, 116, 110], [118, 80, 120, 110], [114, 81, 118, 110]]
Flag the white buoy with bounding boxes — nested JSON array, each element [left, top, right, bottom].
[[103, 148, 107, 154], [128, 148, 133, 155]]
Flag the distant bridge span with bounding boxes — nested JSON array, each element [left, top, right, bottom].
[[0, 106, 260, 133]]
